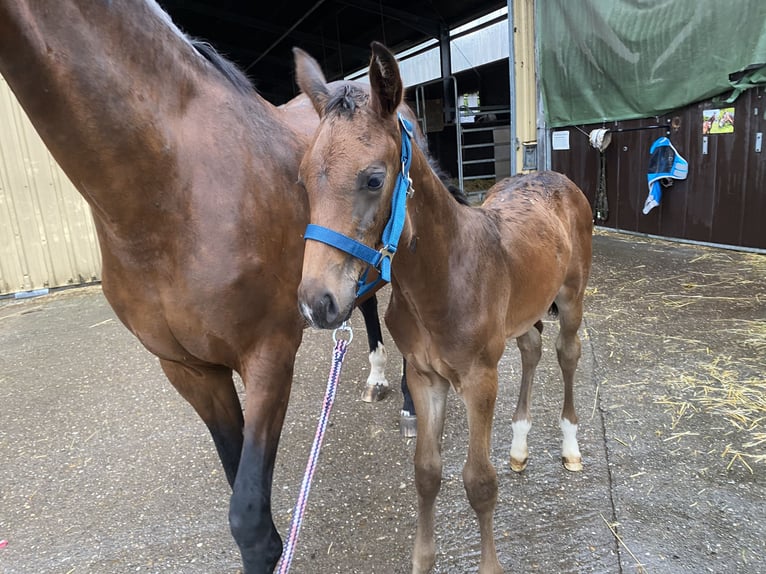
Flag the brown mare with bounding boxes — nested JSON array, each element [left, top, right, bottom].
[[0, 1, 405, 572], [295, 44, 593, 573]]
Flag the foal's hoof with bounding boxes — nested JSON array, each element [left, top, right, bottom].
[[562, 456, 583, 472], [399, 410, 417, 437], [510, 456, 528, 473], [361, 383, 390, 403]]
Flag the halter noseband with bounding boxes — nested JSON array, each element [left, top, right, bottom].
[[303, 113, 415, 298]]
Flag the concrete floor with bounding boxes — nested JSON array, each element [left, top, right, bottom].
[[0, 231, 764, 574]]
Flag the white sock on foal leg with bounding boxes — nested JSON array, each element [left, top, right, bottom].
[[362, 342, 389, 402], [510, 419, 531, 472], [560, 418, 583, 471]]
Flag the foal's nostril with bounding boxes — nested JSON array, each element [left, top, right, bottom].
[[319, 291, 340, 327]]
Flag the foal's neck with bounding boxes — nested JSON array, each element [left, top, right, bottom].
[[394, 147, 466, 287]]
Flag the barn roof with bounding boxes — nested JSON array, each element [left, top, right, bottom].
[[160, 0, 505, 104]]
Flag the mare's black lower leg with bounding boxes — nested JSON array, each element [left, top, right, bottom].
[[230, 333, 301, 574], [358, 295, 390, 402], [400, 358, 417, 437]]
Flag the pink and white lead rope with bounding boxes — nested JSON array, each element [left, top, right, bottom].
[[276, 323, 352, 574]]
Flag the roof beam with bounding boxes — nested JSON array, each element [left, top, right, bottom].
[[333, 0, 442, 38], [170, 0, 370, 60]]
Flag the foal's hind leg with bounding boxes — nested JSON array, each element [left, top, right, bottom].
[[358, 295, 390, 402], [159, 360, 244, 486], [510, 323, 543, 472], [555, 289, 585, 472], [408, 367, 449, 574], [462, 368, 502, 574]]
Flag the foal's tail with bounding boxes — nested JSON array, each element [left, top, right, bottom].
[[535, 303, 559, 334]]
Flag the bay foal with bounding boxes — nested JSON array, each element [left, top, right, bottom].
[[294, 44, 593, 573]]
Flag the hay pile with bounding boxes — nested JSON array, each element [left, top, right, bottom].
[[593, 230, 765, 472]]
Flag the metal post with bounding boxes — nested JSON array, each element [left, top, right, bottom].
[[438, 24, 452, 124], [507, 0, 517, 175]]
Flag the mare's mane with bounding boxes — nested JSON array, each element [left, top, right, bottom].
[[191, 40, 255, 95], [147, 0, 255, 95]]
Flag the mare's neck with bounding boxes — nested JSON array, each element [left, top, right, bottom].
[[0, 0, 284, 219]]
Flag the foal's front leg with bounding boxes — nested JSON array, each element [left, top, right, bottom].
[[358, 295, 390, 402], [407, 367, 449, 574], [462, 367, 503, 574]]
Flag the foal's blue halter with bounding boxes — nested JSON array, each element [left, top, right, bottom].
[[304, 113, 415, 298]]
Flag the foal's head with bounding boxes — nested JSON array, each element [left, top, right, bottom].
[[294, 43, 408, 329]]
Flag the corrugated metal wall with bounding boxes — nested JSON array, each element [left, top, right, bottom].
[[0, 76, 101, 295], [550, 88, 766, 250]]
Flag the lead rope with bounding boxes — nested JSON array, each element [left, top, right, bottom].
[[276, 322, 353, 574]]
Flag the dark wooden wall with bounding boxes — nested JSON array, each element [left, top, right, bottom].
[[550, 88, 766, 250]]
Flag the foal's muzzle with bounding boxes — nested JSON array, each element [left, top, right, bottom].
[[298, 278, 352, 330]]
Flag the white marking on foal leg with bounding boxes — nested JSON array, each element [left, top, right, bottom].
[[362, 342, 390, 402], [510, 419, 531, 472], [560, 418, 583, 472]]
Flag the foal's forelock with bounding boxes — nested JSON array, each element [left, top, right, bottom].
[[324, 85, 369, 117]]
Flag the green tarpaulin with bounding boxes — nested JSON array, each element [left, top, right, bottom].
[[537, 0, 766, 127]]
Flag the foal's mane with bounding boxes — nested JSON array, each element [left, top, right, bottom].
[[323, 82, 469, 206]]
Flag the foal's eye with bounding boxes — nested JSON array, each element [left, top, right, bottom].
[[366, 174, 384, 190]]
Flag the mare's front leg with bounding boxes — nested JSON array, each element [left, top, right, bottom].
[[407, 366, 449, 574], [230, 331, 302, 573], [358, 295, 390, 402], [159, 360, 244, 487], [462, 367, 502, 574]]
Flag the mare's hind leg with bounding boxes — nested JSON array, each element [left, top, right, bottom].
[[358, 295, 390, 402], [555, 288, 585, 472], [230, 331, 302, 573], [400, 358, 417, 437], [509, 322, 543, 472], [159, 360, 243, 487], [408, 366, 449, 574], [462, 367, 502, 574]]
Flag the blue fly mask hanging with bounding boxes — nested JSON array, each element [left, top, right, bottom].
[[643, 137, 688, 215], [303, 113, 415, 298]]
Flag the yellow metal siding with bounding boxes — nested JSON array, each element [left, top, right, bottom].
[[513, 0, 537, 172], [0, 76, 101, 295]]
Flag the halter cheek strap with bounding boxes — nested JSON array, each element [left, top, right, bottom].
[[303, 113, 415, 298]]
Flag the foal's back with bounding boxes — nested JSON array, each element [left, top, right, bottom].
[[481, 170, 592, 265], [476, 170, 593, 337]]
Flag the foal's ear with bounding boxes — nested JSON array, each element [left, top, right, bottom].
[[293, 47, 330, 116], [369, 41, 403, 118]]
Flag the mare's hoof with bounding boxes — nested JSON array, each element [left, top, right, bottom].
[[399, 411, 417, 437], [361, 383, 390, 402], [562, 456, 583, 472], [510, 456, 528, 473]]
